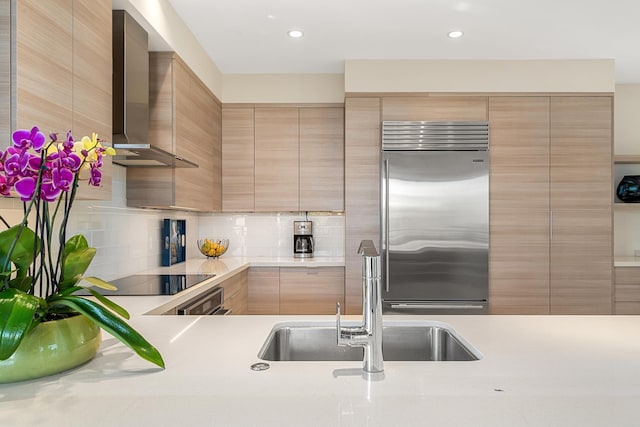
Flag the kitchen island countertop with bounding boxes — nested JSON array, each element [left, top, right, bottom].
[[2, 302, 640, 426]]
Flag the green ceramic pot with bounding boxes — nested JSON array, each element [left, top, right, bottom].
[[0, 314, 102, 383]]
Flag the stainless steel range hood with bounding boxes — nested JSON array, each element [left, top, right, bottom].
[[111, 10, 197, 168]]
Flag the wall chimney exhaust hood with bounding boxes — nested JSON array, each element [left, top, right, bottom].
[[111, 10, 198, 168]]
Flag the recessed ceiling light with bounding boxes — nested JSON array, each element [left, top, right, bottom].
[[448, 30, 464, 39], [288, 29, 304, 38]]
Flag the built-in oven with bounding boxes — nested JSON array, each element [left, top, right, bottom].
[[175, 286, 230, 315]]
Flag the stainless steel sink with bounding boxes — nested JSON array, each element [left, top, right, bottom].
[[259, 321, 481, 362]]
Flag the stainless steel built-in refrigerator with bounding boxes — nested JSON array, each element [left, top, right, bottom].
[[381, 121, 489, 314]]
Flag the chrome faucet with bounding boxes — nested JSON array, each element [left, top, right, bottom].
[[336, 240, 384, 376]]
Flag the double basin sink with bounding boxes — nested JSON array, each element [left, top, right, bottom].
[[259, 320, 481, 362]]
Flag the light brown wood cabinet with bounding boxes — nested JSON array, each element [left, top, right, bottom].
[[5, 0, 112, 200], [222, 105, 344, 212], [127, 53, 222, 211], [344, 97, 381, 315], [614, 267, 640, 314], [488, 97, 551, 314], [222, 108, 255, 211], [247, 267, 344, 315], [248, 267, 280, 314], [488, 96, 613, 314], [549, 96, 612, 314], [219, 269, 248, 315], [254, 108, 300, 211]]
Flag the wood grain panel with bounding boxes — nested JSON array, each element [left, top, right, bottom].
[[550, 209, 612, 314], [381, 96, 488, 121], [248, 267, 280, 314], [254, 108, 299, 211], [220, 270, 248, 315], [211, 97, 222, 211], [0, 1, 10, 143], [73, 0, 112, 201], [344, 97, 380, 314], [222, 107, 255, 211], [550, 97, 612, 210], [615, 301, 640, 315], [614, 267, 640, 302], [279, 267, 344, 315], [16, 0, 73, 136], [299, 107, 344, 211], [488, 97, 550, 314]]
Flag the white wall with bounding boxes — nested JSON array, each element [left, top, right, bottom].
[[345, 59, 615, 93], [222, 74, 344, 104]]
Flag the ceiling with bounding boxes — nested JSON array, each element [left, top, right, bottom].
[[167, 0, 639, 83]]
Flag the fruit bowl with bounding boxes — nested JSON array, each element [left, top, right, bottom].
[[198, 238, 229, 259]]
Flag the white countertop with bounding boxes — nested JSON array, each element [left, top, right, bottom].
[[3, 306, 640, 426], [614, 256, 640, 267]]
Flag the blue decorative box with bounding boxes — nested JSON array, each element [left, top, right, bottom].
[[162, 219, 186, 266]]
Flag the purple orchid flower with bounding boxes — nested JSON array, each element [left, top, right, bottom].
[[0, 175, 11, 196], [3, 151, 29, 177], [12, 126, 46, 152], [52, 166, 74, 192], [89, 165, 102, 186], [14, 176, 36, 201]]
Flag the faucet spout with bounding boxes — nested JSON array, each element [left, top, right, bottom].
[[337, 240, 384, 375]]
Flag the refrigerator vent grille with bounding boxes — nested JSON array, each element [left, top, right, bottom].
[[382, 121, 489, 150]]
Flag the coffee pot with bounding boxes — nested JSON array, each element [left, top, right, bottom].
[[293, 221, 314, 258]]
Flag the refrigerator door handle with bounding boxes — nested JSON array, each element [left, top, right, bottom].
[[383, 158, 390, 293], [390, 303, 486, 310]]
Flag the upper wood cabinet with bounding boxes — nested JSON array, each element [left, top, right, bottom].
[[382, 96, 488, 121], [7, 0, 112, 200], [254, 108, 300, 211], [11, 0, 112, 200], [127, 53, 221, 211], [222, 105, 345, 212], [299, 107, 344, 211], [222, 108, 255, 211]]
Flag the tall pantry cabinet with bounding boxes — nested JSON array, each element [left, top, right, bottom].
[[488, 96, 613, 314]]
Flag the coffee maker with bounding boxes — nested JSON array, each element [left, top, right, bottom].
[[293, 221, 314, 258]]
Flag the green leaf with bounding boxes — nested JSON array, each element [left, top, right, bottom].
[[59, 247, 96, 290], [81, 276, 118, 291], [8, 276, 34, 292], [48, 295, 164, 369], [0, 288, 44, 360], [84, 289, 130, 319], [0, 225, 40, 278], [64, 234, 89, 255]]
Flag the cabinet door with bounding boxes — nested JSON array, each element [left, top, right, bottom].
[[220, 270, 248, 315], [550, 209, 612, 314], [248, 267, 280, 314], [72, 0, 112, 201], [614, 267, 640, 314], [222, 108, 255, 211], [299, 107, 345, 211], [382, 96, 488, 121], [280, 267, 344, 314], [488, 97, 550, 314], [550, 97, 612, 314], [175, 66, 215, 211], [15, 0, 73, 135], [254, 108, 299, 211], [210, 97, 222, 211], [344, 97, 380, 315]]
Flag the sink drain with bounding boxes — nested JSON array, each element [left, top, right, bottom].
[[250, 362, 270, 371]]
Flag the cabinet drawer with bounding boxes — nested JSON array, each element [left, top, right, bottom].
[[615, 267, 640, 301], [248, 267, 280, 315], [279, 267, 344, 315]]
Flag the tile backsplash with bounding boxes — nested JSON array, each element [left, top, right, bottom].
[[198, 213, 345, 257], [1, 165, 345, 281]]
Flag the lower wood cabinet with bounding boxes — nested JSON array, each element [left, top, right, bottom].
[[218, 269, 248, 315], [248, 267, 345, 315], [614, 267, 640, 314]]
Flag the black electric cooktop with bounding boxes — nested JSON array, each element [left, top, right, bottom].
[[88, 274, 216, 296]]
